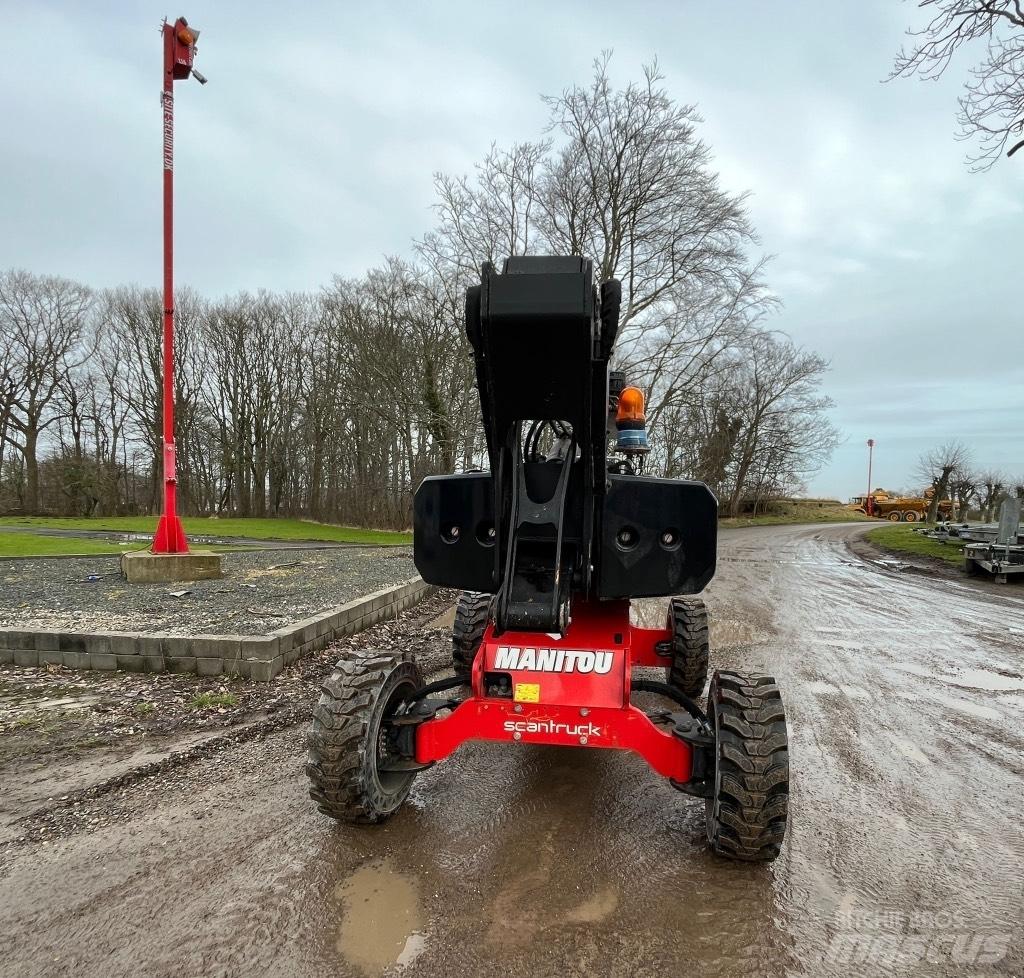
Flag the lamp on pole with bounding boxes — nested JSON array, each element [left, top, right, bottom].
[[151, 16, 206, 555], [866, 439, 875, 517]]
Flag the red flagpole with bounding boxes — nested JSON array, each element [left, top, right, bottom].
[[152, 18, 198, 554]]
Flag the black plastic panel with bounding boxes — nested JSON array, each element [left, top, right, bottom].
[[413, 473, 496, 592], [598, 476, 717, 599]]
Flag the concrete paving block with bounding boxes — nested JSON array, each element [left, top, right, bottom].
[[57, 633, 88, 655], [289, 618, 319, 646], [321, 610, 345, 635], [117, 654, 145, 672], [190, 635, 240, 660], [334, 597, 365, 624], [141, 655, 165, 673], [196, 657, 223, 677], [249, 656, 283, 682], [166, 656, 197, 674], [311, 616, 329, 638], [40, 650, 64, 667], [0, 649, 13, 665], [100, 632, 137, 657], [14, 650, 39, 667], [239, 636, 279, 662], [283, 647, 298, 666], [92, 653, 117, 671], [62, 652, 90, 669], [344, 614, 366, 636], [273, 629, 295, 654], [5, 630, 40, 651], [134, 634, 165, 657], [32, 631, 60, 652]]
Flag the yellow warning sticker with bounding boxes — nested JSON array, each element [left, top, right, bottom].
[[514, 683, 540, 703]]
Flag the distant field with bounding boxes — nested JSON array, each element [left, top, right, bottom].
[[865, 524, 964, 566], [0, 516, 412, 547], [719, 500, 873, 528]]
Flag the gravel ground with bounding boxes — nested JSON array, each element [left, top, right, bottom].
[[0, 546, 418, 635], [0, 586, 456, 850]]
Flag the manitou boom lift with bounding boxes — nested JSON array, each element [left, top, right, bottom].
[[307, 257, 790, 862]]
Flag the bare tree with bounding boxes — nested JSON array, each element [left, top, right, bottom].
[[891, 1, 1024, 169], [976, 468, 1008, 521], [416, 54, 831, 508], [0, 270, 93, 512], [949, 467, 980, 520], [722, 335, 838, 517], [916, 440, 972, 521]]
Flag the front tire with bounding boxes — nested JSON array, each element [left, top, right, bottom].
[[665, 597, 710, 698], [904, 511, 919, 522], [887, 511, 903, 522], [307, 649, 423, 823], [705, 670, 789, 862]]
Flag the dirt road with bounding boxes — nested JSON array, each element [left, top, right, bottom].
[[1, 523, 1022, 978]]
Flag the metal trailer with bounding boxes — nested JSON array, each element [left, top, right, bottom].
[[963, 498, 1024, 583]]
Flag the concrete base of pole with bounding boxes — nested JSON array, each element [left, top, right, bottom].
[[122, 550, 223, 584]]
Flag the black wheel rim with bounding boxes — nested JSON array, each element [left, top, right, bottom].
[[371, 676, 418, 796]]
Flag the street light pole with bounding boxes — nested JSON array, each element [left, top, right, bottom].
[[152, 17, 204, 555], [866, 438, 875, 517]]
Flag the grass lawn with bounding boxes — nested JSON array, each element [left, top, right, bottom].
[[0, 532, 263, 558], [865, 524, 965, 566], [0, 532, 135, 557], [0, 516, 411, 546], [719, 500, 873, 528]]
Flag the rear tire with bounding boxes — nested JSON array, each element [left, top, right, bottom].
[[665, 597, 710, 699], [904, 511, 919, 522], [452, 591, 491, 677], [307, 649, 423, 823], [705, 670, 789, 862]]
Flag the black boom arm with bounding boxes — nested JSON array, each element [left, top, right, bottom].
[[413, 256, 717, 634]]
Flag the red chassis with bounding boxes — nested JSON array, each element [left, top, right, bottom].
[[413, 600, 694, 782]]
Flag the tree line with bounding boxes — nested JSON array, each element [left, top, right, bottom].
[[916, 441, 1024, 522], [0, 57, 837, 526]]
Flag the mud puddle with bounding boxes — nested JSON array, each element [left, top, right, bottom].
[[335, 859, 426, 975]]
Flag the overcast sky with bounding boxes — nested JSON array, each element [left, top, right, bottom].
[[1, 0, 1021, 499]]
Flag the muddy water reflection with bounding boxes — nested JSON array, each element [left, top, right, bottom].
[[335, 859, 426, 974]]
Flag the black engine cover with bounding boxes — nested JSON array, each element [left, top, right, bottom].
[[597, 475, 717, 598], [413, 470, 716, 600]]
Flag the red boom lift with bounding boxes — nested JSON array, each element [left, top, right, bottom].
[[306, 257, 790, 862]]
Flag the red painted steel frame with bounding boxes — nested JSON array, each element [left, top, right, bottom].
[[152, 20, 192, 555], [415, 600, 693, 782]]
